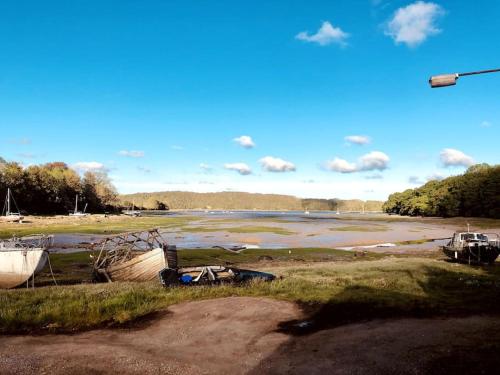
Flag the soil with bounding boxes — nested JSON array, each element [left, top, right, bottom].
[[1, 297, 499, 374]]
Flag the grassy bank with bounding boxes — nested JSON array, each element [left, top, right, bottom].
[[1, 253, 499, 334]]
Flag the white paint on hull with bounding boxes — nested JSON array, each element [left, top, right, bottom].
[[0, 249, 48, 289]]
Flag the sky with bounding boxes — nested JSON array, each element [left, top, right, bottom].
[[0, 0, 499, 200]]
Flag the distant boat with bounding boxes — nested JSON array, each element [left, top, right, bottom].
[[69, 194, 89, 217], [122, 201, 141, 217], [336, 208, 340, 215], [1, 188, 24, 223], [304, 210, 310, 215], [0, 235, 53, 289]]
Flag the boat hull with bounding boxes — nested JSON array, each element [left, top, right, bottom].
[[0, 249, 48, 288], [0, 215, 24, 222], [98, 247, 167, 282], [442, 245, 499, 264]]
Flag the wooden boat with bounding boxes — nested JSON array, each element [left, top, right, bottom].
[[442, 231, 500, 264], [92, 229, 175, 282], [0, 235, 53, 289], [1, 188, 24, 222]]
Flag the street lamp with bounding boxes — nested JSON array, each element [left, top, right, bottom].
[[429, 68, 500, 88]]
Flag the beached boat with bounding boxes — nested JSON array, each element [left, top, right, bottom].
[[0, 235, 53, 289], [69, 194, 89, 217], [1, 188, 24, 222], [92, 229, 175, 282], [442, 231, 500, 264], [122, 201, 141, 217]]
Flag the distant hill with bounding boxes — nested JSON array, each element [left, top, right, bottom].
[[119, 191, 384, 212]]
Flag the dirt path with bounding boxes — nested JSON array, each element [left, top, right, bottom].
[[1, 297, 499, 374]]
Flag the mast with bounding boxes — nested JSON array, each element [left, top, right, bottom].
[[75, 194, 78, 214], [6, 188, 11, 215]]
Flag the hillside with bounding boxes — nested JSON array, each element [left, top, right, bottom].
[[119, 191, 384, 212]]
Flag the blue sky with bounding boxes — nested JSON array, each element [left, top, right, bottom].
[[1, 0, 499, 200]]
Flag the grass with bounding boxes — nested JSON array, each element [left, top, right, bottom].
[[1, 251, 500, 334], [329, 225, 388, 232], [0, 215, 197, 238], [179, 225, 295, 235]]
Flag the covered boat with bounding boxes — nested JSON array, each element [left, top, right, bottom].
[[92, 229, 176, 282], [442, 231, 500, 264], [0, 235, 53, 289]]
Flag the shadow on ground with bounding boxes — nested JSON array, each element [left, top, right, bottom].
[[251, 262, 500, 374]]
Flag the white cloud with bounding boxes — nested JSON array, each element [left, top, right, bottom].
[[345, 135, 371, 145], [118, 150, 144, 158], [480, 121, 492, 128], [427, 172, 445, 181], [408, 176, 424, 184], [233, 135, 255, 149], [224, 163, 252, 175], [199, 163, 213, 172], [137, 166, 151, 173], [365, 174, 384, 180], [296, 21, 349, 46], [8, 138, 31, 145], [73, 161, 107, 173], [359, 151, 390, 171], [325, 157, 358, 173], [17, 152, 36, 159], [385, 1, 444, 47], [440, 148, 474, 168], [325, 151, 390, 173], [259, 156, 296, 172]]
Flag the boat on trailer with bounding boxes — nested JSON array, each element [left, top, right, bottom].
[[0, 235, 53, 289], [442, 231, 500, 264], [1, 188, 24, 223]]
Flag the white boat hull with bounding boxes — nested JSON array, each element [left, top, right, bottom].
[[1, 215, 24, 222], [100, 247, 167, 282], [0, 249, 48, 289]]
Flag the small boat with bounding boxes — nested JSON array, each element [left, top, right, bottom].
[[442, 230, 500, 264], [160, 266, 275, 286], [69, 194, 89, 217], [1, 188, 24, 223], [122, 201, 141, 217], [92, 229, 175, 282], [304, 210, 310, 215], [0, 235, 53, 289]]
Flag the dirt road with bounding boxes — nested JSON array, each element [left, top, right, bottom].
[[1, 297, 499, 374]]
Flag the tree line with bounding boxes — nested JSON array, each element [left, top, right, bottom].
[[0, 159, 118, 215], [120, 191, 384, 212], [383, 164, 500, 218]]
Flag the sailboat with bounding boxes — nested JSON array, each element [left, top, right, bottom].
[[1, 188, 24, 222], [122, 201, 141, 217], [69, 194, 89, 217], [0, 235, 53, 289]]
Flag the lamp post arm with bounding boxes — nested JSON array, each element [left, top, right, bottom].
[[458, 68, 500, 77]]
